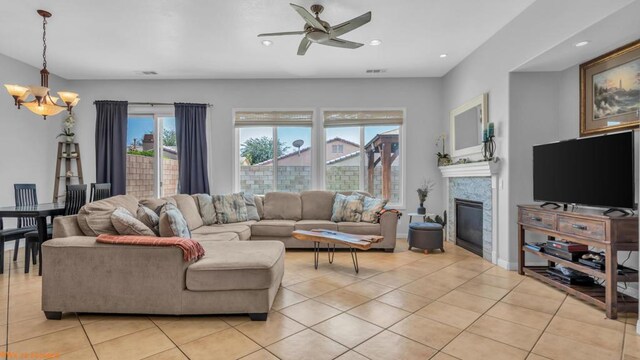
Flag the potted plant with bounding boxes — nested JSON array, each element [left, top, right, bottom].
[[416, 179, 435, 215], [57, 114, 76, 143], [436, 133, 451, 166]]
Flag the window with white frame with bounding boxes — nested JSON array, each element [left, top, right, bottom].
[[323, 110, 404, 206], [235, 110, 313, 194]]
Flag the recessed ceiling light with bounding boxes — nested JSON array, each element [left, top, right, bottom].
[[439, 54, 448, 58], [369, 39, 382, 46], [575, 41, 590, 47], [261, 40, 273, 46]]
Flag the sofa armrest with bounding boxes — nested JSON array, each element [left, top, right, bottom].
[[379, 211, 400, 250], [42, 236, 189, 315], [52, 215, 84, 238]]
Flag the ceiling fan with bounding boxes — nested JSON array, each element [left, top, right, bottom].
[[258, 3, 372, 56]]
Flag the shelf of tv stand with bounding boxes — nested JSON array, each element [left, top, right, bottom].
[[523, 266, 638, 313], [518, 205, 638, 319], [522, 246, 638, 282]]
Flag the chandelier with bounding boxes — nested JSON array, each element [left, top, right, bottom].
[[4, 10, 79, 119]]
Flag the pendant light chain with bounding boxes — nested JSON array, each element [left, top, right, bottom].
[[42, 15, 47, 70]]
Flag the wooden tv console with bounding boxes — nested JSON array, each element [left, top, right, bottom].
[[517, 205, 638, 319]]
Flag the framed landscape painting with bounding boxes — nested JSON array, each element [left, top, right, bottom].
[[580, 40, 640, 136]]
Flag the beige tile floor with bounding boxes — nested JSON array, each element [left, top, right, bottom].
[[1, 239, 639, 360]]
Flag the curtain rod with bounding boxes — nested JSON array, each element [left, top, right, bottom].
[[93, 101, 213, 107]]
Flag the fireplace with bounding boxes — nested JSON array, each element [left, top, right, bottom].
[[455, 198, 483, 257]]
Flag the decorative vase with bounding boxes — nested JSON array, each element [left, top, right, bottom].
[[65, 136, 74, 143], [417, 202, 426, 215]]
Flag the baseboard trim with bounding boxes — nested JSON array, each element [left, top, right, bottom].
[[497, 258, 517, 271], [636, 319, 640, 335]]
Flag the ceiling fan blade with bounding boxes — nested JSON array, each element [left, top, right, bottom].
[[297, 37, 312, 55], [258, 31, 306, 37], [330, 12, 372, 37], [290, 3, 327, 32], [322, 38, 363, 49]]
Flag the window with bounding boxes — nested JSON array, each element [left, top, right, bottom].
[[126, 113, 178, 198], [324, 110, 404, 206], [235, 110, 313, 194], [332, 144, 344, 154]]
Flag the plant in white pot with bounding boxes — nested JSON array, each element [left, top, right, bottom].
[[57, 114, 76, 143]]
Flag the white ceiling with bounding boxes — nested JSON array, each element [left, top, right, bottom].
[[0, 0, 535, 80], [515, 0, 640, 72]]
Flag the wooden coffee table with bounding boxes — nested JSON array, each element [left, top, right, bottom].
[[292, 229, 383, 273]]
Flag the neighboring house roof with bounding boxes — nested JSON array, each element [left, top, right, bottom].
[[255, 146, 311, 166], [253, 137, 359, 166], [163, 146, 177, 155], [326, 150, 360, 165]]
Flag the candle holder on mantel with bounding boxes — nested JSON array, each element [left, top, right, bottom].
[[482, 122, 496, 161]]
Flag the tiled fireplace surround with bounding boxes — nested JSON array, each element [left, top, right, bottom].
[[440, 161, 500, 263]]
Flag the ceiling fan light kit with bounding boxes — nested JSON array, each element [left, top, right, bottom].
[[4, 10, 80, 119], [258, 3, 372, 56]]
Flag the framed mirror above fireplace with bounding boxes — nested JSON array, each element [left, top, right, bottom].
[[450, 93, 488, 158]]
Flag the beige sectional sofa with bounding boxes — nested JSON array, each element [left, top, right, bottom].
[[42, 190, 398, 321]]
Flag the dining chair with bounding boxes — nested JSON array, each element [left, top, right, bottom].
[[0, 218, 36, 274], [90, 183, 111, 202], [13, 184, 38, 261], [25, 184, 87, 274]]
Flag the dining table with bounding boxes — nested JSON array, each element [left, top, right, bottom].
[[0, 202, 66, 275]]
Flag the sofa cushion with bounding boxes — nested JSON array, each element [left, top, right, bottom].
[[244, 194, 260, 221], [186, 241, 285, 291], [337, 222, 381, 235], [191, 222, 254, 240], [255, 195, 264, 219], [251, 220, 295, 238], [331, 193, 364, 222], [212, 193, 248, 224], [159, 203, 191, 238], [191, 232, 239, 243], [193, 194, 217, 225], [139, 197, 176, 212], [77, 195, 139, 236], [264, 192, 301, 221], [362, 197, 388, 223], [111, 207, 156, 236], [170, 194, 203, 230], [136, 204, 160, 235], [301, 191, 335, 220], [294, 220, 338, 232]]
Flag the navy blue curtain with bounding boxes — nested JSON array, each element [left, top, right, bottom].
[[175, 103, 210, 194], [95, 101, 128, 195]]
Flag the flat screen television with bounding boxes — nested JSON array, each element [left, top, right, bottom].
[[533, 131, 635, 210]]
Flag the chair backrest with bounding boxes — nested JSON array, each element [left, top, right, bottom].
[[14, 184, 37, 228], [65, 184, 87, 216], [90, 183, 112, 202]]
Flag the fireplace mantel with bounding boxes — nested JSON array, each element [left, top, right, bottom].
[[439, 161, 500, 178]]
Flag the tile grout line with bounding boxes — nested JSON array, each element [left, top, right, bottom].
[[524, 292, 568, 360], [4, 257, 11, 360], [76, 313, 100, 360], [147, 316, 192, 360]]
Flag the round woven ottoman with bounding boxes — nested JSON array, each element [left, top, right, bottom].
[[407, 222, 444, 254]]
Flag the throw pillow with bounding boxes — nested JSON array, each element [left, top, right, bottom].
[[244, 193, 260, 221], [159, 203, 191, 238], [111, 207, 156, 236], [193, 194, 217, 225], [212, 193, 248, 224], [362, 197, 388, 223], [331, 193, 365, 222], [136, 204, 160, 235]]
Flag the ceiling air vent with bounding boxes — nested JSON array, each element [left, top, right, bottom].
[[365, 69, 387, 74], [135, 71, 158, 75]]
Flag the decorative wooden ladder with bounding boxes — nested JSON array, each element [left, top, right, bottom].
[[53, 142, 84, 202]]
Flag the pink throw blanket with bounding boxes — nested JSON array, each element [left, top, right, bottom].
[[96, 234, 205, 261]]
